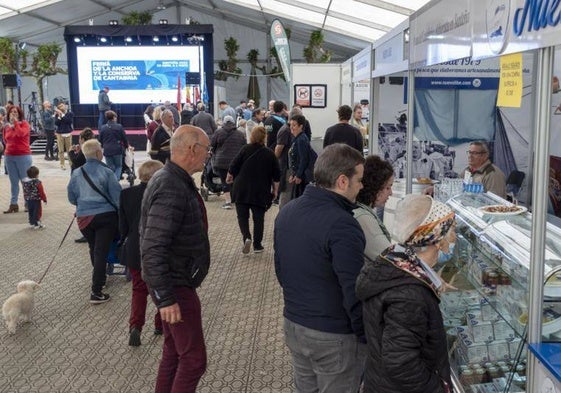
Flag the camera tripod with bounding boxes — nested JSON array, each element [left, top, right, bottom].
[[25, 91, 42, 135]]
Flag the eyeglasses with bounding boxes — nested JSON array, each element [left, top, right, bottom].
[[466, 150, 486, 156], [195, 142, 212, 154]]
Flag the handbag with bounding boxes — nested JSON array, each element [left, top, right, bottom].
[[80, 167, 118, 211]]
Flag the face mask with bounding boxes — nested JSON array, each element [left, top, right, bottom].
[[437, 243, 455, 264]]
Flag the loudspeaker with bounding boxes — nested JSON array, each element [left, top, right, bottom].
[[185, 72, 200, 85], [2, 74, 18, 88]]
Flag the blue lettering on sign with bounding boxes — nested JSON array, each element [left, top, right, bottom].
[[513, 0, 561, 36]]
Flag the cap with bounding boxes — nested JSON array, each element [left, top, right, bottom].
[[224, 115, 235, 124]]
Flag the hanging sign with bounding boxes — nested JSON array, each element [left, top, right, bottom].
[[497, 52, 523, 107], [271, 19, 291, 83]]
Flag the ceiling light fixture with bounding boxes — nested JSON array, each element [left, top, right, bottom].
[[109, 20, 118, 26], [73, 37, 81, 43], [100, 37, 108, 43], [171, 36, 179, 42], [156, 1, 166, 10], [153, 36, 160, 42], [125, 36, 133, 43], [159, 19, 168, 25]]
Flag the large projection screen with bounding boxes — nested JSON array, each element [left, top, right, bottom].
[[76, 46, 203, 104]]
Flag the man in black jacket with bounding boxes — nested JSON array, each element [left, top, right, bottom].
[[274, 143, 366, 393], [140, 125, 211, 393], [323, 104, 364, 154]]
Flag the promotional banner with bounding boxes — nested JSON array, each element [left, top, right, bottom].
[[271, 19, 291, 83]]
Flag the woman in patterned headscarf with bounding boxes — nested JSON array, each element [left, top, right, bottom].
[[356, 194, 454, 393]]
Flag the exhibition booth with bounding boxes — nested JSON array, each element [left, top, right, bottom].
[[365, 0, 561, 391]]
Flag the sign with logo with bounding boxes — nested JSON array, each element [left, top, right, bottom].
[[409, 0, 471, 67], [271, 19, 291, 83], [473, 0, 561, 59], [293, 84, 327, 108]]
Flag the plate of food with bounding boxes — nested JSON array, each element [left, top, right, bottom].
[[415, 177, 436, 185], [478, 205, 528, 216]]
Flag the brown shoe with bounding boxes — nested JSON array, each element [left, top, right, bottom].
[[3, 204, 19, 214]]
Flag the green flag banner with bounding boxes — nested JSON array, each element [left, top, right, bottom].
[[271, 19, 291, 83]]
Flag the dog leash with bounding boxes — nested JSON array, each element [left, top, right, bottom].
[[37, 216, 76, 284]]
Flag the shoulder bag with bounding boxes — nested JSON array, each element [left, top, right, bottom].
[[80, 167, 118, 211]]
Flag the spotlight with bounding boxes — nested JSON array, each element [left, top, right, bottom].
[[100, 37, 108, 43], [156, 0, 166, 10], [153, 36, 160, 42], [74, 37, 81, 43], [171, 36, 178, 42], [17, 42, 27, 50], [109, 19, 118, 26], [159, 19, 168, 25], [125, 36, 133, 43]]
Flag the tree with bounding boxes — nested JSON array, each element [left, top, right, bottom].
[[0, 38, 66, 105], [215, 37, 242, 81], [122, 11, 153, 25], [303, 30, 332, 63]]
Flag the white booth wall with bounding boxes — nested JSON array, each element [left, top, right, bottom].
[[290, 63, 342, 142]]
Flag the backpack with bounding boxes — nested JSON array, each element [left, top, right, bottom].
[[304, 146, 318, 183]]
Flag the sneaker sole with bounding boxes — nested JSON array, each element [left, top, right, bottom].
[[90, 298, 111, 304], [254, 249, 265, 254], [242, 239, 252, 254]]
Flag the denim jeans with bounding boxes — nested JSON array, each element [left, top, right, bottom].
[[98, 112, 105, 131], [27, 199, 41, 225], [5, 154, 33, 204], [284, 318, 366, 393], [104, 154, 122, 180]]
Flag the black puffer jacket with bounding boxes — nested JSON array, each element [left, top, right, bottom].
[[140, 161, 210, 308], [355, 252, 452, 393], [210, 123, 246, 170]]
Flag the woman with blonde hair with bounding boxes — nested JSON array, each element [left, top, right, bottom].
[[226, 126, 281, 254], [356, 194, 454, 393], [119, 159, 165, 346]]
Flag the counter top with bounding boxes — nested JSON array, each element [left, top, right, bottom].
[[529, 343, 561, 382]]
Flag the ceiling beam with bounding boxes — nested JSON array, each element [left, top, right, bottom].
[[355, 0, 414, 15], [176, 0, 362, 56]]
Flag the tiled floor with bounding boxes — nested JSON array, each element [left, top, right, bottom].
[[0, 154, 293, 392]]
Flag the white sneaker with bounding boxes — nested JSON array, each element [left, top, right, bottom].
[[34, 222, 45, 229], [242, 239, 251, 254], [222, 202, 232, 210]]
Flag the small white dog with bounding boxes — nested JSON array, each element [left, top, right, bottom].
[[2, 280, 40, 334]]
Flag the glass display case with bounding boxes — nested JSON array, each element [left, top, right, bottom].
[[442, 192, 561, 393]]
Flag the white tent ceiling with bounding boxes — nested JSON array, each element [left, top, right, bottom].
[[0, 0, 429, 59]]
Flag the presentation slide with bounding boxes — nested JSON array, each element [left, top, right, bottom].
[[76, 46, 203, 104]]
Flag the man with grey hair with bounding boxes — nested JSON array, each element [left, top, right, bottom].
[[140, 125, 211, 392], [461, 141, 506, 197], [68, 139, 121, 304], [274, 143, 366, 393]]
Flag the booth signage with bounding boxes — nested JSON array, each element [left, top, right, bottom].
[[342, 60, 352, 84], [373, 32, 408, 77], [409, 0, 471, 67], [352, 47, 371, 82], [513, 0, 561, 36], [271, 19, 291, 83], [497, 52, 523, 107]]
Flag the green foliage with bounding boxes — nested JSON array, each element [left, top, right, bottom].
[[215, 37, 242, 81], [122, 11, 153, 25], [0, 38, 67, 103], [0, 37, 16, 73], [303, 30, 332, 63]]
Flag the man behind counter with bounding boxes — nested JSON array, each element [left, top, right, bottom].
[[461, 141, 506, 198]]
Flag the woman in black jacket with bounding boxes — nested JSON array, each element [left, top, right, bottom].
[[119, 159, 164, 346], [227, 126, 280, 254], [356, 194, 455, 393]]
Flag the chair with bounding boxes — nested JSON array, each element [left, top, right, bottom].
[[506, 170, 525, 203]]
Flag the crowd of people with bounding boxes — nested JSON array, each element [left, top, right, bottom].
[[2, 93, 512, 393]]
